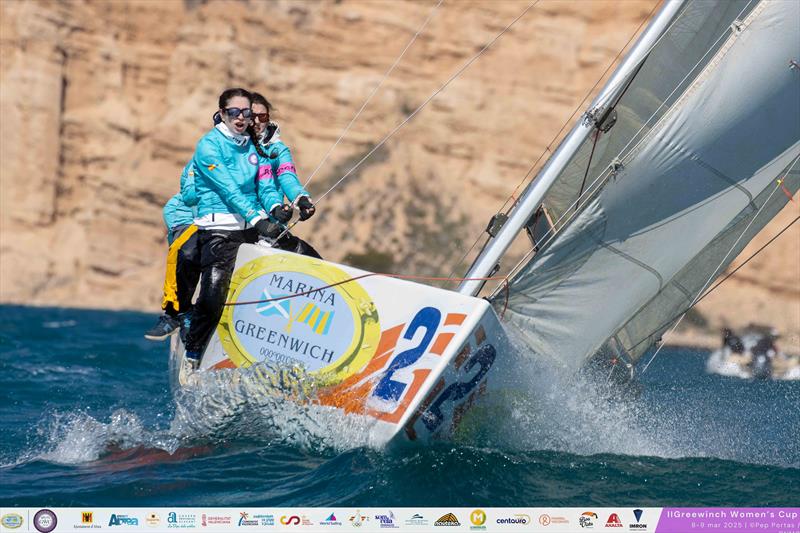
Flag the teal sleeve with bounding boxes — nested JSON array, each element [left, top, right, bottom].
[[256, 158, 285, 215], [194, 138, 261, 222], [272, 144, 309, 203], [180, 161, 198, 207], [163, 193, 193, 232]]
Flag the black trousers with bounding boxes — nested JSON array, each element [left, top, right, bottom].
[[164, 226, 201, 317], [184, 228, 258, 353]]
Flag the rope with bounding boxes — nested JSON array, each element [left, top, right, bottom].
[[224, 273, 512, 318], [640, 155, 800, 374], [302, 0, 444, 189], [624, 212, 800, 359], [274, 0, 539, 243], [490, 0, 758, 297], [447, 0, 660, 280]]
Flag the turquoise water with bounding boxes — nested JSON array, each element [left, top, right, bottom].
[[1, 305, 798, 506]]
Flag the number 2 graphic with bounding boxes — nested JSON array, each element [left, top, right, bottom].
[[373, 307, 441, 402]]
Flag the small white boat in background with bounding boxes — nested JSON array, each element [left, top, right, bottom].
[[707, 326, 800, 381]]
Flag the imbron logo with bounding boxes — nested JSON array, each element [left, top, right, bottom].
[[629, 509, 648, 530]]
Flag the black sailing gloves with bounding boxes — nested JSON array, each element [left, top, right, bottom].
[[254, 218, 281, 240], [297, 196, 316, 221], [270, 204, 294, 223]]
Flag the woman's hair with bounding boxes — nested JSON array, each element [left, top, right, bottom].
[[247, 92, 274, 158], [218, 87, 251, 109], [250, 92, 274, 114]]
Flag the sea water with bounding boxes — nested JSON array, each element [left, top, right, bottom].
[[1, 305, 798, 506]]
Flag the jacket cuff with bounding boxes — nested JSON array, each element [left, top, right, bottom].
[[249, 215, 263, 226]]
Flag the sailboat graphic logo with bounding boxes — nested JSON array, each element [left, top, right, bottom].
[[255, 288, 334, 335]]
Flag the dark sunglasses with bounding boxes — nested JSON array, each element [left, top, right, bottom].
[[253, 112, 270, 123], [222, 107, 253, 119]]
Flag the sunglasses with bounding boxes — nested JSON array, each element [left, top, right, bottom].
[[222, 107, 253, 119], [253, 112, 270, 123]]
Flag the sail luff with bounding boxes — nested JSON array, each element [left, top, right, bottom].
[[457, 0, 688, 296]]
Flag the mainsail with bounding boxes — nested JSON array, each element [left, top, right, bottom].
[[463, 0, 800, 371]]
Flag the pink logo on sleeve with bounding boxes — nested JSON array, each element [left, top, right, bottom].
[[276, 163, 296, 176], [257, 165, 273, 181]]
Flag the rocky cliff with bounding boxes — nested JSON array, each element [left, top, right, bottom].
[[1, 0, 797, 352]]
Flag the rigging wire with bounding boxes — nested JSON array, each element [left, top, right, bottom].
[[447, 0, 661, 280], [625, 211, 800, 359], [274, 0, 540, 243], [302, 0, 444, 189], [640, 155, 800, 374], [487, 0, 758, 297]]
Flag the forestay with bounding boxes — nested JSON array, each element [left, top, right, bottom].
[[495, 0, 800, 371]]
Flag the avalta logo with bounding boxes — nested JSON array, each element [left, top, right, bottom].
[[221, 259, 380, 385], [605, 513, 623, 528], [580, 512, 598, 529]]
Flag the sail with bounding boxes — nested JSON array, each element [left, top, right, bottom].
[[495, 0, 800, 371]]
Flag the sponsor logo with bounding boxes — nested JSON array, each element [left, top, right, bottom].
[[374, 512, 399, 529], [254, 514, 274, 526], [248, 153, 258, 165], [74, 511, 101, 530], [146, 513, 161, 527], [606, 513, 623, 528], [629, 509, 647, 530], [220, 259, 380, 385], [167, 512, 196, 529], [470, 509, 487, 531], [33, 510, 57, 533], [580, 512, 598, 529], [434, 513, 460, 527], [539, 514, 569, 526], [320, 513, 342, 526], [1, 514, 23, 530], [109, 514, 139, 527], [349, 511, 369, 528], [200, 513, 232, 527], [238, 512, 259, 527], [496, 514, 530, 525], [404, 514, 428, 527], [279, 515, 310, 526], [207, 164, 217, 171]]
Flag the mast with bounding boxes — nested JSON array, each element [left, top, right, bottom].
[[457, 0, 687, 296]]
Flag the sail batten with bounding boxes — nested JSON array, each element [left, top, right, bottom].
[[495, 0, 800, 371]]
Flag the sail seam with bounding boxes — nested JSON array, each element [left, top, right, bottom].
[[691, 154, 757, 212], [593, 241, 664, 291]]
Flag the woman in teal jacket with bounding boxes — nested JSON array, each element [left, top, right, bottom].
[[251, 92, 321, 258], [183, 88, 285, 367]]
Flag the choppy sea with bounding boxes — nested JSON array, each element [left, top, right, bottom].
[[1, 305, 798, 506]]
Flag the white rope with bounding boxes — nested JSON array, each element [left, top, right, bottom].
[[313, 0, 540, 205], [302, 0, 444, 189], [640, 154, 800, 374], [491, 0, 757, 295]]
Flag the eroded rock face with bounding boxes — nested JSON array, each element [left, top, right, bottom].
[[1, 0, 797, 349]]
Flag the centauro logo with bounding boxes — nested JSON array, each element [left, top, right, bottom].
[[219, 255, 380, 385]]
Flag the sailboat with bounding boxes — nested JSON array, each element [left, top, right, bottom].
[[170, 0, 800, 447]]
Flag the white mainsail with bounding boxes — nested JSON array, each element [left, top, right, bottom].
[[472, 0, 799, 371]]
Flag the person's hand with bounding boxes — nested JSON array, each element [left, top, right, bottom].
[[270, 204, 293, 223], [297, 196, 316, 221], [254, 218, 281, 239]]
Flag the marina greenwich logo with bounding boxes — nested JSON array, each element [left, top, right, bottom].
[[220, 258, 380, 385]]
